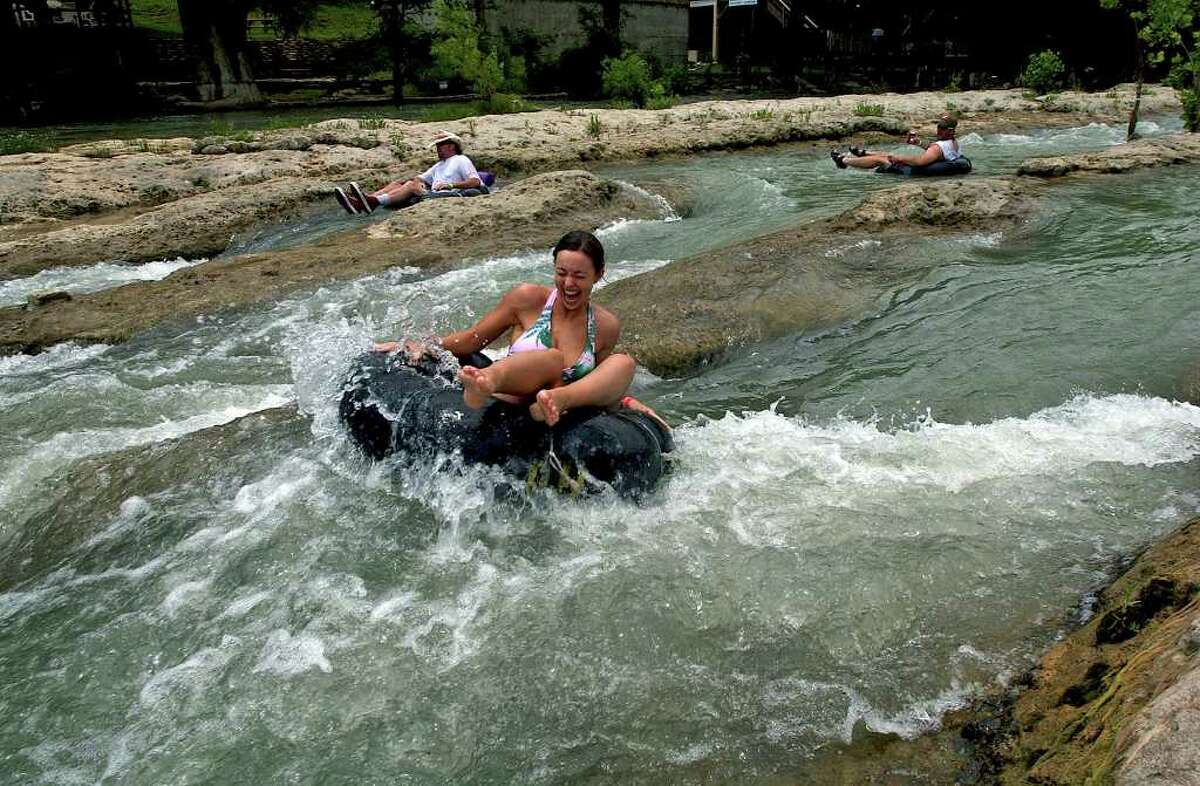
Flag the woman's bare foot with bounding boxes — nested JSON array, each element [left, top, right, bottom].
[[620, 396, 671, 431], [530, 388, 566, 426], [459, 366, 496, 409]]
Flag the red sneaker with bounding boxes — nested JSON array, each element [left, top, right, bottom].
[[334, 186, 360, 215], [349, 182, 377, 213]]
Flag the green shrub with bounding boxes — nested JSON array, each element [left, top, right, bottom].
[[644, 94, 677, 110], [1183, 89, 1199, 132], [852, 102, 884, 117], [601, 50, 667, 108], [477, 93, 529, 115], [942, 72, 963, 93], [661, 64, 696, 95], [586, 113, 603, 138], [422, 103, 478, 122], [389, 133, 411, 159], [357, 116, 386, 130], [1021, 50, 1066, 95], [750, 108, 773, 120], [0, 129, 54, 155]]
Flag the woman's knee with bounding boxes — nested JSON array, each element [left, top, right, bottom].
[[604, 353, 637, 374]]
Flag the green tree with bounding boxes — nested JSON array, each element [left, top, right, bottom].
[[429, 0, 523, 101], [1100, 0, 1200, 135], [601, 50, 665, 107], [177, 0, 323, 105], [373, 0, 435, 105]]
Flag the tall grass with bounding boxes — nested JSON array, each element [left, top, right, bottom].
[[0, 129, 55, 155]]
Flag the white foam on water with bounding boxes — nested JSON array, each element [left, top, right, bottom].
[[610, 180, 682, 222], [385, 562, 499, 670], [0, 342, 110, 377], [252, 629, 332, 676], [0, 587, 54, 623], [159, 577, 212, 618], [0, 257, 205, 308], [218, 590, 274, 620], [665, 741, 717, 765], [853, 685, 973, 739], [0, 391, 292, 511], [672, 393, 1200, 502], [138, 636, 240, 707], [82, 495, 154, 548], [825, 239, 883, 258]]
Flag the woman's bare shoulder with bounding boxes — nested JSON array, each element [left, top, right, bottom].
[[504, 283, 551, 308], [593, 304, 622, 342]]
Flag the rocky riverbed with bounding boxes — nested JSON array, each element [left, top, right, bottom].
[[0, 85, 1197, 783]]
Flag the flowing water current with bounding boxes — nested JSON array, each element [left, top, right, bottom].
[[1, 119, 1199, 784]]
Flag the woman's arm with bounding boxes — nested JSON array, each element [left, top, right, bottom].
[[375, 285, 543, 356], [591, 308, 622, 364], [433, 175, 483, 191]]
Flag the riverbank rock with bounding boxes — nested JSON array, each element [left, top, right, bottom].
[[602, 176, 1037, 376], [0, 172, 664, 354], [990, 517, 1200, 784], [367, 170, 653, 247], [0, 85, 1178, 267], [1018, 133, 1200, 178], [835, 176, 1036, 229], [1179, 364, 1200, 405], [0, 177, 334, 278]]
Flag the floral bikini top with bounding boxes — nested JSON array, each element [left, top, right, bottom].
[[508, 288, 597, 382]]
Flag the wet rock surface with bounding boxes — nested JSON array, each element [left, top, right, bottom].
[[604, 132, 1200, 377], [786, 517, 1200, 785], [0, 85, 1178, 275], [1018, 133, 1200, 177], [0, 171, 663, 354], [602, 176, 1039, 376], [0, 177, 334, 277]]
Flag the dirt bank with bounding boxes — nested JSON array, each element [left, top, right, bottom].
[[0, 171, 663, 354]]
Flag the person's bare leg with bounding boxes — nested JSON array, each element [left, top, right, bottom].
[[460, 350, 564, 409], [531, 353, 636, 426], [374, 179, 427, 205], [844, 154, 892, 169]]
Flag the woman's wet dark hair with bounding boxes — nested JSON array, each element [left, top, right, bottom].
[[553, 230, 605, 275]]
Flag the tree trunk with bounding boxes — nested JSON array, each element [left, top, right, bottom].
[[600, 0, 622, 55], [1126, 23, 1143, 141], [377, 0, 408, 105], [178, 0, 263, 105]]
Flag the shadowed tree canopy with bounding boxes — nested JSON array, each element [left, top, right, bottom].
[[177, 0, 322, 105], [372, 0, 436, 104]]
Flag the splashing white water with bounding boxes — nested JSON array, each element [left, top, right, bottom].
[[0, 257, 205, 308]]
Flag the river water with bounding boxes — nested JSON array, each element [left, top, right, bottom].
[[1, 120, 1199, 783]]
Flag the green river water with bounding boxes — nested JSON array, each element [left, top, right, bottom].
[[1, 119, 1198, 783]]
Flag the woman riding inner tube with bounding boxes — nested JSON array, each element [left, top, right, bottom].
[[831, 112, 969, 175], [373, 230, 668, 431]]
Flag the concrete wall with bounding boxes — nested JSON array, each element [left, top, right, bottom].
[[488, 0, 690, 64]]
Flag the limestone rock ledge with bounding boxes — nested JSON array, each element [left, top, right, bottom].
[[602, 176, 1037, 377], [1018, 133, 1200, 178], [995, 517, 1200, 785], [604, 134, 1200, 377], [0, 171, 662, 355]]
